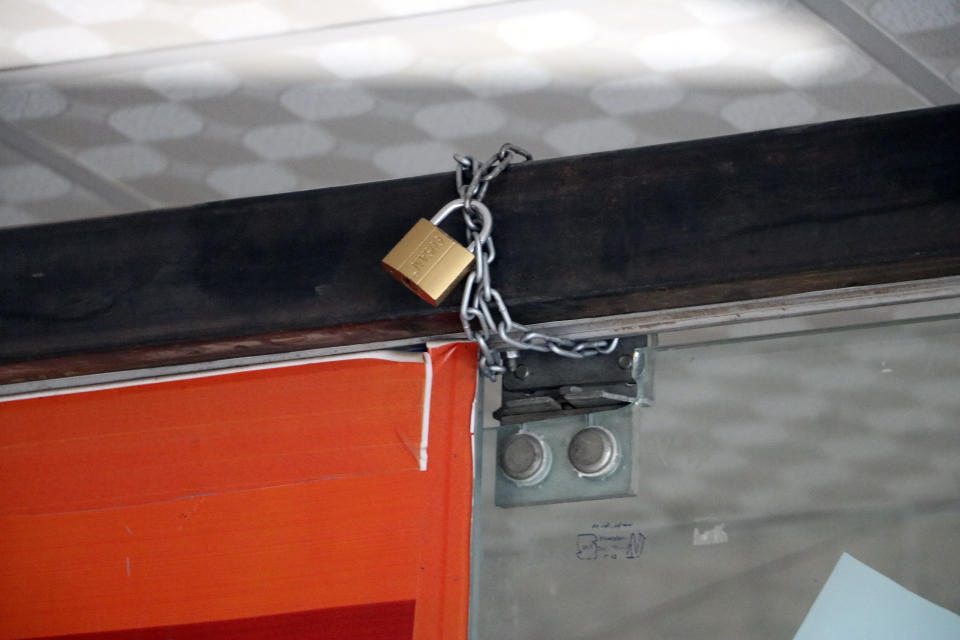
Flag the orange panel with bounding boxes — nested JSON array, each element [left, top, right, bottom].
[[0, 345, 478, 640], [0, 358, 427, 515], [28, 601, 418, 639], [0, 473, 425, 638], [413, 344, 477, 639]]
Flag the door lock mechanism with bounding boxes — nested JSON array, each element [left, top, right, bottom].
[[494, 336, 647, 424]]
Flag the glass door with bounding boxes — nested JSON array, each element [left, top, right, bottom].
[[470, 314, 960, 639]]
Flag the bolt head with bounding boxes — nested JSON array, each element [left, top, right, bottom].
[[499, 432, 552, 486], [568, 426, 620, 478]]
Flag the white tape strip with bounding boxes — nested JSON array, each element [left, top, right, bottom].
[[419, 351, 433, 471], [0, 349, 423, 403]]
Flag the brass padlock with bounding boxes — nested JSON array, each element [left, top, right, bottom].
[[383, 199, 491, 306]]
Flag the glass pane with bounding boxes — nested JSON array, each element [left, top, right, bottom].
[[470, 316, 960, 639]]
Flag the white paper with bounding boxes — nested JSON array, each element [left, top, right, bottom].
[[794, 553, 960, 640]]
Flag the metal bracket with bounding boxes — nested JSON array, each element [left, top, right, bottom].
[[494, 336, 647, 424]]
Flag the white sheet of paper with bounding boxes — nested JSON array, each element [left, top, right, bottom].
[[793, 553, 960, 640]]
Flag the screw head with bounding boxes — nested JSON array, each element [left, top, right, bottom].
[[513, 364, 530, 380], [617, 355, 633, 370]]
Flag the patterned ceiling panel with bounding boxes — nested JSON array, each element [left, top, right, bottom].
[[0, 0, 509, 69], [0, 141, 117, 226], [0, 0, 939, 227], [844, 0, 960, 91]]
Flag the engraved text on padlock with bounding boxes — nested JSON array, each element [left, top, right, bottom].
[[382, 200, 491, 306]]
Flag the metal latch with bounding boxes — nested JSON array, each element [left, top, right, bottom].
[[494, 336, 647, 424]]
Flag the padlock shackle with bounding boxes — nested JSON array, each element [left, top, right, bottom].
[[429, 199, 492, 251]]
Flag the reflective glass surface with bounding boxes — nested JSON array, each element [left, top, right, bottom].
[[471, 316, 960, 639]]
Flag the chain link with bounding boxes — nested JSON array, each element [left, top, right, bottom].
[[453, 143, 619, 380]]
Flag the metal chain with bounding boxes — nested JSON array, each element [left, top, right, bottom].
[[454, 143, 620, 380]]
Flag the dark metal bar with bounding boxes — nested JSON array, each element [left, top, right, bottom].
[[2, 105, 959, 382]]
